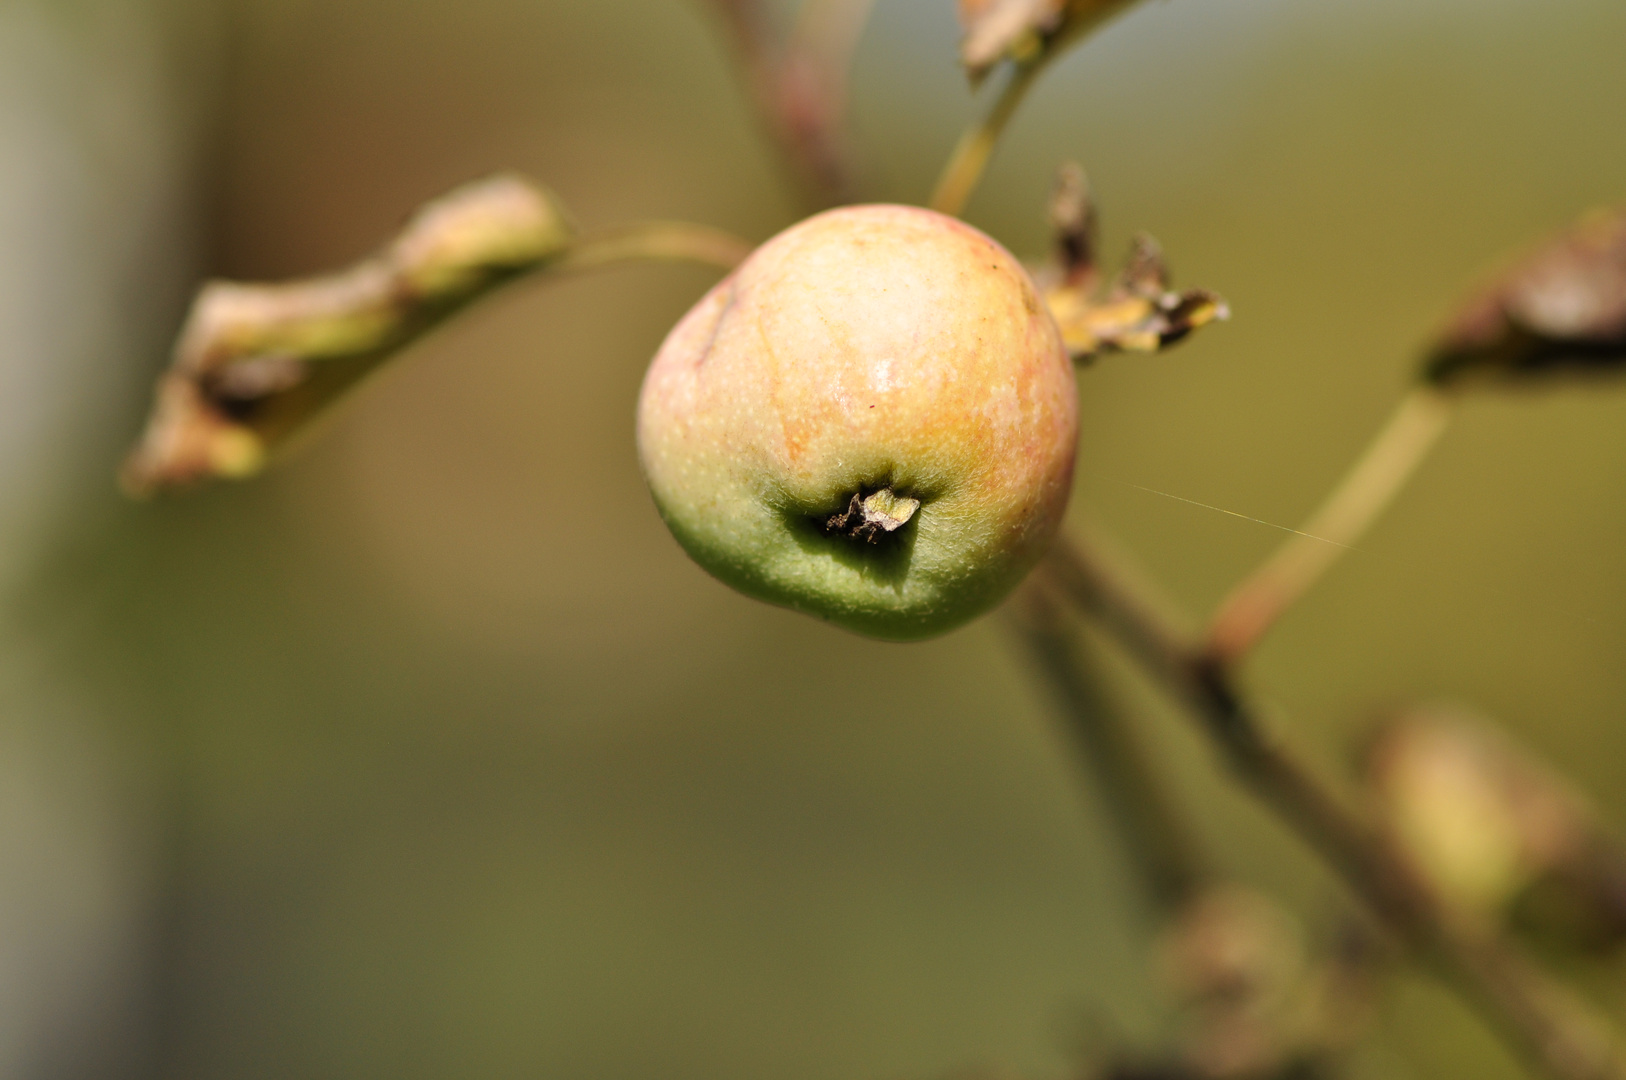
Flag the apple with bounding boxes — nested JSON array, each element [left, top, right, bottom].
[[637, 204, 1078, 640]]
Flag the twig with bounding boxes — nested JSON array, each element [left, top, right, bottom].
[[931, 0, 1140, 217], [699, 0, 876, 204], [552, 222, 755, 275], [1206, 385, 1455, 662], [1039, 530, 1625, 1080], [929, 60, 1043, 216], [1011, 585, 1209, 912]]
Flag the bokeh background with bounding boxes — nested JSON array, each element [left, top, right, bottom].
[[5, 0, 1626, 1077]]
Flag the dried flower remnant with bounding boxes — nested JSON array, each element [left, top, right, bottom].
[[1037, 165, 1228, 361], [823, 488, 922, 543], [122, 175, 575, 496], [1424, 207, 1626, 388], [957, 0, 1135, 80]]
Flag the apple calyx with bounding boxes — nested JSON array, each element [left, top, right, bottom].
[[823, 488, 922, 544]]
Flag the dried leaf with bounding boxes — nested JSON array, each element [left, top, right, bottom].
[[958, 0, 1135, 80], [122, 174, 574, 496], [1156, 885, 1378, 1078], [1424, 207, 1626, 388], [958, 0, 1064, 75]]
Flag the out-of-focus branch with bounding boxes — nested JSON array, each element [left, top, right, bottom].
[[121, 175, 750, 496], [1017, 587, 1389, 1076], [550, 221, 755, 275], [1040, 529, 1626, 1080], [1011, 585, 1208, 912], [1205, 386, 1455, 663], [699, 0, 877, 205]]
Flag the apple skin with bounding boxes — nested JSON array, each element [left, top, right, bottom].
[[637, 204, 1078, 640]]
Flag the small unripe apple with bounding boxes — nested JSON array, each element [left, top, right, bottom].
[[637, 204, 1078, 640]]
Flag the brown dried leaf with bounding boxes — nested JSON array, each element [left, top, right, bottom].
[[121, 174, 574, 496], [958, 0, 1136, 79], [958, 0, 1065, 75], [1042, 244, 1227, 363], [1424, 207, 1626, 387]]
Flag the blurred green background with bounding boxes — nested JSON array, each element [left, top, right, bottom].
[[5, 0, 1626, 1077]]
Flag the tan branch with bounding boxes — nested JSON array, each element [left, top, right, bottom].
[[1040, 529, 1626, 1080], [929, 60, 1043, 216], [1011, 585, 1209, 912], [1206, 385, 1455, 663], [932, 0, 1140, 216]]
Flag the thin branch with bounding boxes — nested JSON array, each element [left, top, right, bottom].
[[699, 0, 876, 204], [928, 59, 1043, 216], [1040, 529, 1626, 1080], [932, 0, 1140, 217], [552, 222, 755, 275], [1206, 385, 1456, 663], [1011, 585, 1209, 912]]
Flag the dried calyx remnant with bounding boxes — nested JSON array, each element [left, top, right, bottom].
[[1037, 164, 1228, 362], [822, 488, 921, 543], [957, 0, 1136, 81]]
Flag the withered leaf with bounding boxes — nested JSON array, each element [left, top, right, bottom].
[[121, 174, 574, 496], [1424, 207, 1626, 388], [958, 0, 1136, 80], [958, 0, 1065, 75]]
